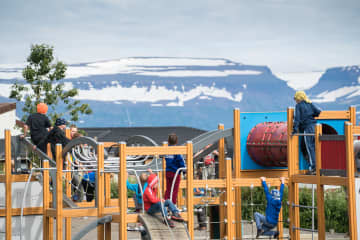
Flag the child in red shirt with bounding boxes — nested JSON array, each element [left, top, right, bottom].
[[143, 173, 184, 227]]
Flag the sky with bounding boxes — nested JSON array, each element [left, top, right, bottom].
[[1, 0, 359, 73]]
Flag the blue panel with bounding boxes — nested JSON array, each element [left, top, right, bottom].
[[240, 112, 287, 170]]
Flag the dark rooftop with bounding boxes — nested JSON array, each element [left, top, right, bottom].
[[80, 126, 206, 145]]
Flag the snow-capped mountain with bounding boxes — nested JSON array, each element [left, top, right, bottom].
[[0, 57, 359, 130]]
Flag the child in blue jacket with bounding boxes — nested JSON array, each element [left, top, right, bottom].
[[292, 91, 321, 174], [164, 133, 186, 204], [126, 169, 152, 212], [255, 176, 285, 238]]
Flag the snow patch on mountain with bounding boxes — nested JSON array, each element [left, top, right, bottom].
[[312, 86, 359, 103], [72, 82, 243, 104], [275, 71, 324, 90]]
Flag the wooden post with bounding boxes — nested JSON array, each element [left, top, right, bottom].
[[105, 172, 112, 240], [233, 109, 242, 239], [5, 130, 12, 240], [55, 144, 63, 240], [277, 185, 284, 239], [186, 141, 194, 240], [97, 143, 105, 240], [43, 159, 50, 240], [47, 144, 54, 240], [287, 107, 300, 240], [118, 142, 127, 240], [64, 128, 71, 240], [315, 124, 325, 240], [162, 142, 167, 198], [349, 106, 356, 126], [218, 124, 226, 238], [225, 157, 234, 240], [345, 122, 358, 240]]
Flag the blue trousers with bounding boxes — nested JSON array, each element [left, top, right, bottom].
[[303, 125, 316, 171], [147, 199, 179, 218], [254, 212, 277, 236]]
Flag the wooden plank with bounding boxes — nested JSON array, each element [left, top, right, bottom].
[[97, 144, 105, 240], [119, 142, 127, 240], [139, 213, 188, 239], [43, 160, 50, 240], [5, 130, 11, 240], [105, 173, 111, 207], [232, 178, 284, 187], [186, 141, 194, 240], [0, 174, 39, 183], [239, 169, 288, 178], [0, 207, 43, 216], [349, 106, 356, 125], [125, 145, 187, 155], [55, 144, 63, 240], [346, 123, 358, 240], [316, 111, 350, 120], [105, 222, 111, 240], [64, 129, 71, 240], [315, 124, 325, 240], [225, 158, 234, 240], [103, 142, 118, 148], [233, 109, 242, 239], [62, 208, 98, 217]]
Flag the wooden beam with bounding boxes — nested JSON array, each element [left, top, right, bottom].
[[315, 124, 325, 240], [346, 123, 358, 240], [118, 142, 127, 240], [65, 129, 71, 240], [225, 157, 234, 240], [238, 170, 288, 178], [186, 141, 194, 240], [233, 109, 242, 239], [43, 160, 50, 240], [316, 111, 350, 120], [5, 129, 12, 240], [62, 208, 98, 217], [55, 144, 63, 240], [97, 143, 105, 240], [125, 146, 187, 155]]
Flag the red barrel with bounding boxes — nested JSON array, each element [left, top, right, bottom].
[[246, 122, 287, 167]]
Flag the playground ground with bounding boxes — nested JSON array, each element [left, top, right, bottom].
[[71, 216, 350, 239]]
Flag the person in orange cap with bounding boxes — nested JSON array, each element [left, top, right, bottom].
[[23, 102, 51, 153]]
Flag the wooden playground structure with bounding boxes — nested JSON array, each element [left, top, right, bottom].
[[0, 107, 359, 239]]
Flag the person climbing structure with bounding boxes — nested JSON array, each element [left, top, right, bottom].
[[255, 176, 285, 239]]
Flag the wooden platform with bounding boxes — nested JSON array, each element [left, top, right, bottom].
[[138, 213, 189, 240]]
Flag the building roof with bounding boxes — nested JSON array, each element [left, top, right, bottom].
[[0, 103, 16, 115], [80, 126, 206, 145]]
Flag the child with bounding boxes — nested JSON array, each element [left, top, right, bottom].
[[23, 102, 52, 153], [164, 133, 186, 204], [143, 173, 184, 228], [255, 177, 285, 239], [36, 118, 70, 158], [127, 169, 152, 212], [292, 91, 321, 174]]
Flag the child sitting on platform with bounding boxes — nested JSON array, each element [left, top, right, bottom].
[[143, 173, 184, 228], [126, 169, 152, 212]]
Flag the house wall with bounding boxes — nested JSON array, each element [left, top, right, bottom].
[[0, 109, 21, 138]]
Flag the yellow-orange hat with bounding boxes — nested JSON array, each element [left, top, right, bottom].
[[36, 103, 48, 114], [294, 91, 311, 103]]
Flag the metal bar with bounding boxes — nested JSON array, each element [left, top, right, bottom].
[[292, 226, 318, 233]]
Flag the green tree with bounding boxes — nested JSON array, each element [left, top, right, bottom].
[[9, 44, 92, 123]]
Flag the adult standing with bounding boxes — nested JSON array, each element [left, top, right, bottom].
[[292, 91, 321, 174], [23, 103, 51, 153]]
